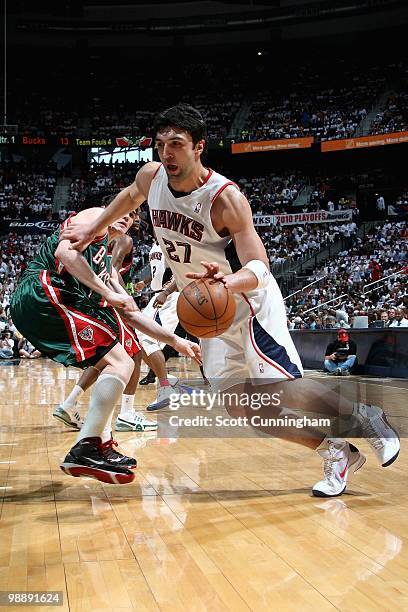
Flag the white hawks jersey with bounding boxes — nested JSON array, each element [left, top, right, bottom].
[[147, 165, 239, 291], [149, 242, 167, 291], [147, 164, 304, 383]]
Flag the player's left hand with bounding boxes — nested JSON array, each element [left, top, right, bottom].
[[186, 261, 228, 286], [172, 337, 202, 364]]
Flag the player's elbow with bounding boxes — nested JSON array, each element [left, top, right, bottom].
[[55, 242, 72, 266]]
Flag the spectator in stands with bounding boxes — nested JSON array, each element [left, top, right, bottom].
[[389, 309, 408, 327], [18, 337, 42, 359], [387, 307, 397, 326], [376, 195, 386, 216], [324, 329, 357, 376], [0, 331, 14, 359], [381, 311, 389, 326]]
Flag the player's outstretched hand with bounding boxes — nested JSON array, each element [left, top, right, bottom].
[[105, 290, 137, 311], [59, 225, 95, 252], [185, 261, 227, 285], [172, 337, 202, 364]]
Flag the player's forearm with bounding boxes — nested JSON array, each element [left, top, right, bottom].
[[121, 310, 178, 346], [224, 268, 259, 293], [90, 188, 139, 236], [57, 249, 110, 298], [163, 277, 177, 296]]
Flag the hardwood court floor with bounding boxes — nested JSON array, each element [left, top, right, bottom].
[[0, 359, 407, 611]]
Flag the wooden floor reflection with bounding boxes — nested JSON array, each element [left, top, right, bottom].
[[0, 359, 407, 611]]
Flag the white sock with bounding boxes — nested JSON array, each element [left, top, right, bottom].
[[120, 394, 135, 417], [77, 374, 125, 443], [62, 384, 84, 413], [101, 417, 113, 444]]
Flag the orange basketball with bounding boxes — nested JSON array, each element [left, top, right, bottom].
[[177, 278, 236, 338]]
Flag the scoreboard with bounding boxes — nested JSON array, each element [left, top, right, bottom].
[[0, 134, 153, 148]]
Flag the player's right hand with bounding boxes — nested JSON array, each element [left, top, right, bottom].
[[186, 261, 227, 284], [172, 337, 202, 364], [59, 225, 95, 252]]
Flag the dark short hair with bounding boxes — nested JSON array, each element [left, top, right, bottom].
[[154, 104, 207, 148]]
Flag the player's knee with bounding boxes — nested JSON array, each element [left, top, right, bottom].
[[103, 345, 135, 383]]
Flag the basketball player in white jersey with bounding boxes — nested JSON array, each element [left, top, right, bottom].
[[123, 239, 182, 413], [61, 104, 399, 498]]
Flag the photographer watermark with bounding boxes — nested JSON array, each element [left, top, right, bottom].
[[168, 414, 332, 429], [167, 389, 331, 430], [169, 389, 282, 411]]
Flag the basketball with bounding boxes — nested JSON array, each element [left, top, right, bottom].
[[177, 278, 236, 338]]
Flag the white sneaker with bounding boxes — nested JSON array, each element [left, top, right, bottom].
[[313, 438, 366, 497], [53, 405, 83, 430], [146, 376, 180, 412], [115, 411, 158, 432], [353, 403, 400, 467]]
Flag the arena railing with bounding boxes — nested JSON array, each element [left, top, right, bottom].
[[302, 294, 349, 315], [362, 267, 406, 296], [283, 276, 327, 302]]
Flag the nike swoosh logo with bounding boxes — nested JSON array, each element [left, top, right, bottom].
[[339, 460, 349, 479], [86, 458, 105, 465]]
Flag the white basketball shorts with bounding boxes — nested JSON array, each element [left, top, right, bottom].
[[137, 291, 180, 356], [201, 276, 303, 386]]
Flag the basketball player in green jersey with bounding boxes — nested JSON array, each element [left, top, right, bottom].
[[11, 206, 201, 485], [53, 210, 157, 433]]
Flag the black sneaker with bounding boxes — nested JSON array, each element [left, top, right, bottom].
[[100, 437, 137, 469], [60, 437, 135, 484], [139, 371, 156, 386]]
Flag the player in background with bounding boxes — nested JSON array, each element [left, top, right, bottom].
[[60, 104, 399, 497], [11, 206, 201, 484], [53, 209, 157, 432], [133, 240, 184, 412]]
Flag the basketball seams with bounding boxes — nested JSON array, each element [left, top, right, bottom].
[[180, 289, 217, 320], [201, 280, 217, 320], [177, 278, 236, 338]]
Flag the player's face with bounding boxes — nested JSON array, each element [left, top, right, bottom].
[[155, 127, 203, 182], [110, 213, 134, 236]]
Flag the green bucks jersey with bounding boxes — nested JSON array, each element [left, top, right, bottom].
[[21, 226, 112, 306]]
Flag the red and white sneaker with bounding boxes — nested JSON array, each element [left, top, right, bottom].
[[60, 437, 135, 484], [100, 437, 137, 469], [313, 438, 366, 497]]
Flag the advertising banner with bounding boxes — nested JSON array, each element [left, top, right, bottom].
[[253, 209, 353, 226], [1, 220, 60, 234], [232, 137, 313, 154], [321, 130, 408, 152]]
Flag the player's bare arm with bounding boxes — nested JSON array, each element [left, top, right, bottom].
[[60, 162, 161, 251], [55, 240, 132, 310], [109, 275, 201, 362], [55, 208, 134, 309], [153, 276, 178, 308], [111, 234, 133, 289], [186, 186, 270, 292]]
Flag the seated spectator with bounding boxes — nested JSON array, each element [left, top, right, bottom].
[[324, 329, 357, 376], [0, 331, 14, 359], [18, 337, 42, 359], [389, 308, 408, 327]]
